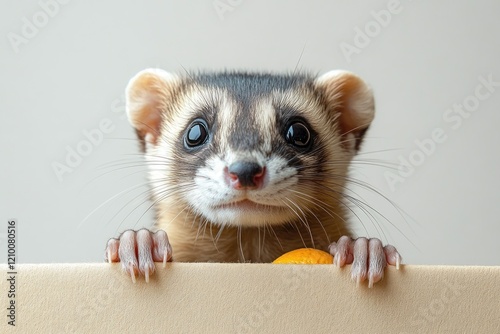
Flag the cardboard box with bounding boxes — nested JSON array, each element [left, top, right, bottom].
[[2, 264, 500, 333]]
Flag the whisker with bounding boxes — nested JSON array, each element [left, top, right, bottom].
[[285, 197, 315, 248], [281, 200, 307, 249], [266, 224, 284, 251], [306, 178, 418, 249], [237, 225, 245, 263]]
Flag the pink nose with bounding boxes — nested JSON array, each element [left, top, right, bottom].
[[226, 162, 265, 190]]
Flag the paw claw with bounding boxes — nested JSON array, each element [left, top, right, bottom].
[[128, 265, 136, 284], [107, 229, 172, 282], [384, 244, 402, 269], [163, 246, 168, 268], [330, 236, 400, 287], [329, 236, 352, 267], [368, 274, 374, 289], [144, 265, 150, 283], [334, 253, 340, 267]]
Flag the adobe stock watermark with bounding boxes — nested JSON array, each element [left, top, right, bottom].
[[51, 95, 126, 183], [63, 272, 128, 333], [339, 0, 410, 63], [213, 0, 243, 20], [234, 265, 311, 333], [409, 279, 465, 328], [7, 0, 72, 54], [385, 74, 500, 191]]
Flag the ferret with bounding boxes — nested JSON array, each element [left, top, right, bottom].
[[105, 68, 401, 287]]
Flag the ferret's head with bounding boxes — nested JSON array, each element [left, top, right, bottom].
[[126, 69, 374, 228]]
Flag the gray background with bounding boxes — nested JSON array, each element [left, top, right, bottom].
[[1, 0, 499, 265]]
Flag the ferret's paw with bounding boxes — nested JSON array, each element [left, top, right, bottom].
[[328, 236, 401, 288], [105, 229, 172, 283]]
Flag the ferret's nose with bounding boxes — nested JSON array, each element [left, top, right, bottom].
[[227, 162, 265, 190]]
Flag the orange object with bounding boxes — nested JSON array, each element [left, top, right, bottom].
[[272, 248, 334, 264]]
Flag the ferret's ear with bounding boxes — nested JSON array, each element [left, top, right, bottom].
[[314, 70, 375, 150], [126, 68, 178, 148]]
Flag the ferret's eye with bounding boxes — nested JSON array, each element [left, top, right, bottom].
[[185, 120, 209, 148], [285, 122, 311, 148]]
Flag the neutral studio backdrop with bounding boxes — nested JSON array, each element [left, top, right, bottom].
[[1, 0, 499, 265]]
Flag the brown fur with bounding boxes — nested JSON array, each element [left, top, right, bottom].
[[156, 199, 351, 263]]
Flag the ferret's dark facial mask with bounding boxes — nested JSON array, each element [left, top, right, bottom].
[[126, 70, 374, 228]]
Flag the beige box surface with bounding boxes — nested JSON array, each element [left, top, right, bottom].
[[2, 264, 500, 333]]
